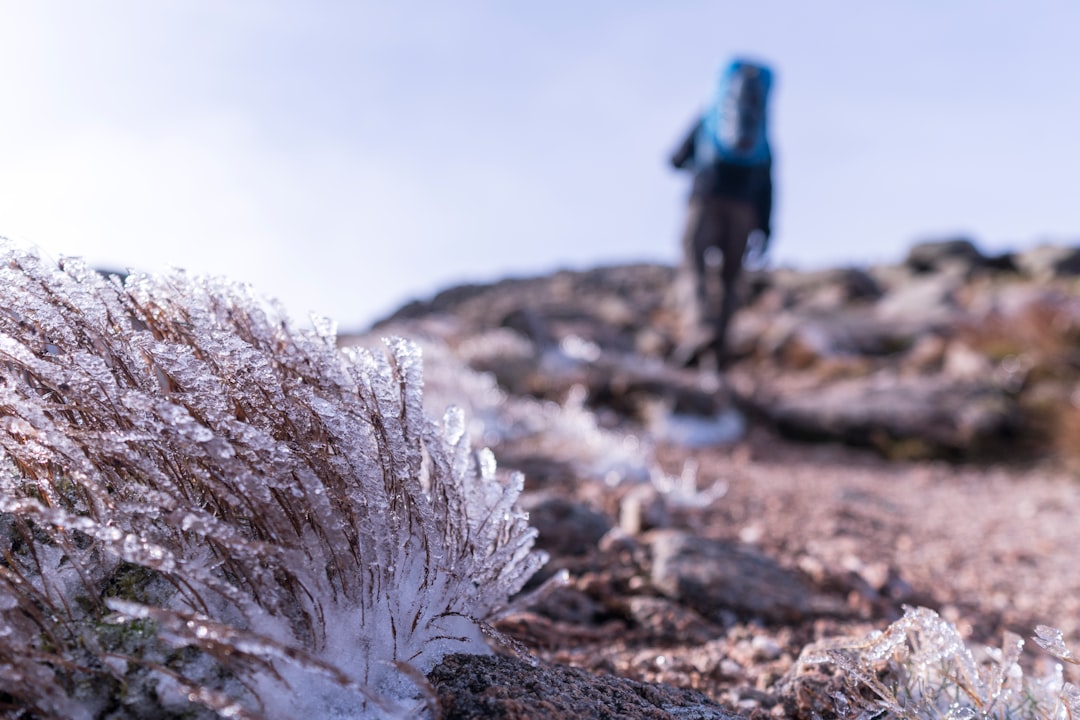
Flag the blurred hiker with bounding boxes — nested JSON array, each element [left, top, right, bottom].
[[671, 58, 774, 368]]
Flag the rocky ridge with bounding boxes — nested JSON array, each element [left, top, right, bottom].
[[374, 238, 1080, 462], [345, 238, 1080, 718]]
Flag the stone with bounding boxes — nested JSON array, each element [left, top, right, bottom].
[[646, 529, 823, 623], [765, 267, 883, 309], [429, 653, 744, 720], [874, 274, 963, 325], [744, 371, 1019, 458], [905, 237, 985, 274], [523, 496, 613, 557], [755, 309, 925, 367]]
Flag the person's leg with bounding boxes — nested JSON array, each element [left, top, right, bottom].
[[676, 199, 709, 340], [674, 197, 731, 366], [711, 199, 756, 365]]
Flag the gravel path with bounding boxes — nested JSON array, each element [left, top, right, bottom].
[[677, 429, 1080, 643], [493, 427, 1080, 717]]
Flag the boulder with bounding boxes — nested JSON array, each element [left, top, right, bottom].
[[429, 652, 743, 720], [763, 267, 883, 310], [523, 496, 613, 557], [905, 237, 985, 274], [647, 529, 835, 623], [741, 371, 1019, 458]]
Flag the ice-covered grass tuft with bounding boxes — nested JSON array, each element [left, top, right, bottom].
[[793, 606, 1080, 719], [0, 240, 545, 718]]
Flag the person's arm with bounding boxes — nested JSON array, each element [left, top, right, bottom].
[[744, 163, 773, 262], [757, 163, 773, 248], [670, 119, 702, 170]]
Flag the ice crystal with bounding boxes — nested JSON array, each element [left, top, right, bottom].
[[794, 606, 1080, 720], [1034, 625, 1080, 666], [649, 458, 728, 508], [375, 332, 655, 485], [0, 240, 545, 718]]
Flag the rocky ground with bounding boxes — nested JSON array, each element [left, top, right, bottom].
[[347, 239, 1080, 719]]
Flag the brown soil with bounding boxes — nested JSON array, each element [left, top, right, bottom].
[[491, 425, 1080, 718]]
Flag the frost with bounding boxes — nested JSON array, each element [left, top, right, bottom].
[[0, 240, 545, 718], [650, 458, 728, 508], [793, 606, 1080, 720], [1034, 625, 1080, 665], [310, 313, 339, 341]]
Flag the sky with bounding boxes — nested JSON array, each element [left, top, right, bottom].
[[1, 2, 1078, 330]]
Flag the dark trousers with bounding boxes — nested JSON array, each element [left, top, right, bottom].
[[677, 195, 757, 366]]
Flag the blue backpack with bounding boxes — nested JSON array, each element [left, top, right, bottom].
[[696, 59, 773, 167]]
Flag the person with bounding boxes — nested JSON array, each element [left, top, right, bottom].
[[670, 57, 774, 368]]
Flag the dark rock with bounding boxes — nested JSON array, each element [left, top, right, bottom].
[[621, 596, 722, 646], [646, 529, 828, 623], [429, 652, 744, 720], [982, 251, 1019, 272], [501, 307, 555, 347], [743, 372, 1019, 458], [764, 267, 883, 309], [905, 237, 985, 274], [523, 496, 613, 557], [586, 356, 727, 420], [532, 585, 612, 626]]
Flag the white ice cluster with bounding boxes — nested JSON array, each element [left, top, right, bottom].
[[0, 240, 545, 718], [797, 606, 1080, 720]]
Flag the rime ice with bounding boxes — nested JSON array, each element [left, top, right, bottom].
[[796, 606, 1080, 720], [0, 240, 545, 719]]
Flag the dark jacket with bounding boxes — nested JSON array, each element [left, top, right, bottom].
[[671, 119, 773, 238]]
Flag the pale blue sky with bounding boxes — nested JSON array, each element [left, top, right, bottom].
[[2, 2, 1077, 329]]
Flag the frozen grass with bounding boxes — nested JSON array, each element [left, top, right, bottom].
[[794, 606, 1080, 719], [0, 240, 545, 718]]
